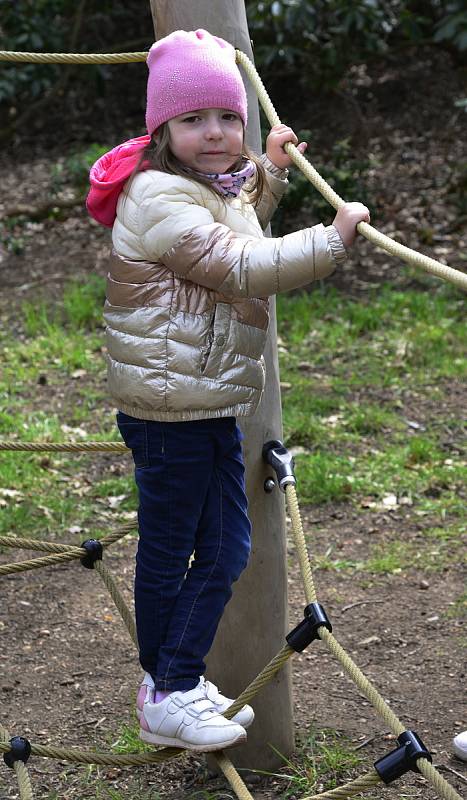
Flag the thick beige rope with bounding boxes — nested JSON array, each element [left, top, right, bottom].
[[94, 560, 138, 647], [418, 759, 465, 800], [284, 484, 463, 800], [0, 534, 132, 577], [0, 550, 83, 575], [99, 522, 138, 545], [223, 644, 294, 719], [235, 50, 467, 292], [319, 628, 405, 736], [0, 526, 134, 557], [285, 485, 318, 604], [0, 737, 180, 766], [301, 769, 382, 799], [0, 536, 85, 554], [0, 441, 128, 452], [0, 51, 147, 64], [215, 753, 256, 800]]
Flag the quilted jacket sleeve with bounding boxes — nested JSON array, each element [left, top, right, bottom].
[[253, 154, 289, 230], [119, 171, 346, 299]]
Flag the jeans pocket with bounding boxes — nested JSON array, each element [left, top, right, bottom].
[[116, 412, 149, 469]]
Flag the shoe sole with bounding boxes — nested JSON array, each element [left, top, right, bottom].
[[139, 727, 247, 752], [136, 706, 255, 730]]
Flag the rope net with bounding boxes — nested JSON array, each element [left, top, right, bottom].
[[0, 447, 463, 800]]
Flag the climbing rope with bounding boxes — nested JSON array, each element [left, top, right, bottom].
[[1, 459, 463, 800], [0, 527, 247, 797], [235, 50, 467, 292], [94, 560, 138, 647], [281, 482, 462, 800], [0, 48, 466, 291], [0, 441, 128, 452], [301, 770, 382, 799], [216, 753, 256, 800], [0, 50, 147, 64]]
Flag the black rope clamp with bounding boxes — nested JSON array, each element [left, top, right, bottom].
[[286, 602, 332, 652], [262, 440, 296, 492], [374, 730, 432, 784], [80, 538, 103, 569], [3, 736, 32, 768]]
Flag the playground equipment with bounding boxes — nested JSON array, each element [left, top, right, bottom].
[[1, 14, 465, 797]]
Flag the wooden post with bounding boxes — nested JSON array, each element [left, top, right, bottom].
[[149, 0, 295, 772]]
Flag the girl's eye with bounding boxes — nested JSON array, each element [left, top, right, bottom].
[[223, 113, 239, 121], [182, 116, 200, 123]]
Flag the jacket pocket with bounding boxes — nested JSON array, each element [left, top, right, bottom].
[[200, 303, 232, 379]]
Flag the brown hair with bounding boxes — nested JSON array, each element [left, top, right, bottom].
[[133, 123, 270, 208]]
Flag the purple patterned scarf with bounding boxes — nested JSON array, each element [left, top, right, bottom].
[[195, 159, 256, 198]]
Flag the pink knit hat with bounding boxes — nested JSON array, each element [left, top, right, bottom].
[[145, 29, 248, 134]]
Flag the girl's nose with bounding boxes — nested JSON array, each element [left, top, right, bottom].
[[205, 117, 223, 139]]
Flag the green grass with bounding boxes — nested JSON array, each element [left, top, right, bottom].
[[1, 279, 465, 543], [313, 520, 465, 575], [444, 590, 467, 619], [0, 277, 132, 542], [0, 279, 465, 800], [110, 722, 151, 755], [277, 283, 465, 511], [295, 452, 353, 503], [253, 728, 361, 797], [278, 284, 465, 391], [294, 438, 464, 512]]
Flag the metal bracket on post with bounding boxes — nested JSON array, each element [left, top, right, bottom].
[[374, 730, 432, 784], [80, 538, 103, 569], [286, 603, 332, 652], [262, 440, 296, 492], [3, 736, 31, 768]]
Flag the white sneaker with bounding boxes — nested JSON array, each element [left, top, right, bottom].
[[139, 681, 247, 751], [200, 676, 255, 729], [136, 673, 254, 730], [453, 731, 467, 761]]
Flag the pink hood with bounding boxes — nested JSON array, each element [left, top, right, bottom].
[[86, 135, 151, 227]]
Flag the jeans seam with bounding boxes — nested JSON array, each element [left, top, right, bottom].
[[161, 467, 224, 685], [159, 431, 169, 664]]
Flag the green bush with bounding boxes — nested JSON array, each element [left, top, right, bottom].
[[434, 4, 467, 50], [246, 0, 467, 89], [0, 0, 152, 122], [2, 0, 465, 121], [51, 144, 111, 195]]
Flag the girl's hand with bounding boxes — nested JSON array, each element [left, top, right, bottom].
[[332, 202, 370, 249], [266, 124, 307, 169]]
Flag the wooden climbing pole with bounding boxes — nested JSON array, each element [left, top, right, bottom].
[[149, 0, 295, 772]]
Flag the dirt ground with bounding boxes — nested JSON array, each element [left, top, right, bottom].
[[1, 506, 466, 799], [1, 46, 466, 800]]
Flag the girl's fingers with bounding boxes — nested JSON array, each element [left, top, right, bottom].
[[279, 133, 298, 145], [272, 125, 299, 144]]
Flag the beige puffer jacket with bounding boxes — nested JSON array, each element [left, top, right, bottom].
[[105, 157, 346, 421]]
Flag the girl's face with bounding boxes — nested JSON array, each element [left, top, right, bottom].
[[167, 108, 244, 174]]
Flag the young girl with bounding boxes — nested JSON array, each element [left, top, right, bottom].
[[87, 29, 369, 753]]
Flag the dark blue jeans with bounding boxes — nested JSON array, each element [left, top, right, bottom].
[[117, 412, 251, 691]]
